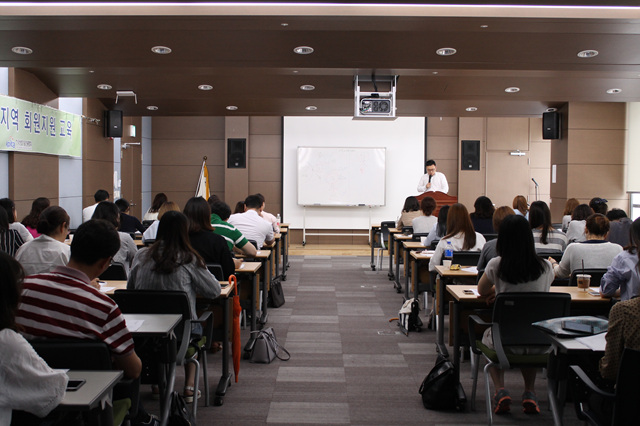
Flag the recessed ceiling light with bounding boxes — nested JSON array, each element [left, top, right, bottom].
[[293, 70, 299, 74], [198, 84, 213, 91], [97, 84, 112, 90], [89, 70, 95, 74], [432, 71, 439, 75], [300, 84, 315, 91], [146, 106, 158, 111], [436, 47, 457, 56], [606, 88, 622, 94], [151, 46, 172, 55], [226, 105, 238, 111], [505, 87, 520, 93], [577, 49, 598, 58], [305, 106, 317, 111], [11, 46, 33, 55], [466, 107, 478, 112], [293, 46, 314, 55], [281, 23, 288, 27], [546, 108, 557, 112], [480, 25, 489, 28]]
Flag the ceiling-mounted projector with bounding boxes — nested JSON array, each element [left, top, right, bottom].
[[354, 75, 397, 119]]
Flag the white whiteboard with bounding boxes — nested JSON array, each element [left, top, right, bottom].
[[297, 147, 386, 206]]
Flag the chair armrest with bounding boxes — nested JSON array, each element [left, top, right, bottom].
[[191, 311, 214, 351], [490, 323, 512, 370], [569, 365, 615, 400], [174, 320, 192, 364], [468, 314, 492, 355]]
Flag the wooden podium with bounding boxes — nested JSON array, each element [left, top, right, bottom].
[[416, 191, 458, 216]]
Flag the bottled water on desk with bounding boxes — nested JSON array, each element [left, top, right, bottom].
[[444, 241, 453, 261]]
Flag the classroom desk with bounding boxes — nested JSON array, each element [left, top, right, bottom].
[[392, 233, 414, 292], [57, 370, 123, 425], [407, 249, 432, 301], [233, 261, 262, 356], [369, 224, 380, 270], [445, 285, 610, 389], [387, 228, 402, 280], [250, 249, 272, 325], [123, 313, 181, 426], [401, 241, 426, 299]]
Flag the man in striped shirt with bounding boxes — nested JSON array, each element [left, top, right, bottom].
[[210, 200, 257, 257]]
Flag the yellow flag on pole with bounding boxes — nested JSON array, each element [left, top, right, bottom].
[[196, 158, 210, 200]]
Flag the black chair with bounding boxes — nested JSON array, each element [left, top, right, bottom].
[[452, 251, 481, 266], [569, 268, 608, 288], [376, 221, 396, 271], [570, 348, 640, 426], [483, 233, 498, 241], [99, 262, 128, 280], [111, 290, 214, 419], [429, 239, 440, 250], [401, 226, 413, 235], [468, 292, 571, 423], [206, 263, 224, 281], [141, 220, 154, 230], [538, 250, 563, 262], [248, 239, 259, 249], [412, 232, 430, 242]]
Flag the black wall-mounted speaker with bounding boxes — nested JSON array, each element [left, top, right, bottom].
[[104, 110, 123, 138], [461, 140, 480, 170], [227, 138, 246, 169], [543, 111, 560, 140]]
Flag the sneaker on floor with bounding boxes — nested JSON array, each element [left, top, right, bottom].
[[522, 391, 540, 414], [493, 388, 511, 414]]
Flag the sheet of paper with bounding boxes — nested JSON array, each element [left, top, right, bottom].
[[588, 288, 601, 296], [420, 250, 435, 255], [575, 333, 607, 352], [99, 286, 115, 293], [464, 288, 481, 297], [462, 266, 478, 273], [125, 319, 144, 332]]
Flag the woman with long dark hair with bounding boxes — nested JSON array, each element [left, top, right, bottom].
[[129, 211, 221, 402], [565, 204, 594, 244], [470, 196, 495, 234], [397, 196, 421, 228], [0, 252, 68, 423], [15, 206, 71, 275], [21, 197, 50, 238], [424, 205, 450, 248], [92, 201, 137, 275], [528, 201, 567, 252], [477, 215, 554, 415], [601, 217, 640, 300], [184, 197, 237, 279], [429, 203, 485, 271], [143, 192, 168, 221], [0, 208, 24, 257]]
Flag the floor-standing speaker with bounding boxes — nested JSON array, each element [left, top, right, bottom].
[[104, 110, 123, 138], [227, 138, 246, 168], [461, 140, 480, 170], [542, 111, 560, 139]]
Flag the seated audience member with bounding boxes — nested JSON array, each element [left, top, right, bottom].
[[477, 215, 554, 415], [184, 197, 237, 278], [599, 296, 640, 381], [0, 198, 33, 243], [116, 198, 145, 234], [470, 196, 495, 234], [82, 189, 109, 223], [550, 214, 622, 279], [477, 206, 515, 273], [429, 203, 486, 271], [129, 211, 221, 402], [0, 252, 68, 425], [397, 196, 422, 228], [15, 206, 71, 276], [565, 204, 594, 244], [529, 201, 567, 253], [210, 201, 257, 257], [92, 201, 137, 276], [606, 208, 632, 247], [412, 196, 437, 234], [601, 217, 640, 300], [233, 201, 245, 215], [561, 198, 580, 232], [255, 193, 280, 233], [512, 195, 529, 219], [228, 195, 275, 248], [21, 197, 50, 238], [424, 205, 450, 248], [143, 192, 167, 221], [16, 220, 157, 426], [142, 201, 181, 243], [0, 208, 24, 257], [589, 197, 608, 215]]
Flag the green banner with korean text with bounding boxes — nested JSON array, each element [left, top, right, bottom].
[[0, 95, 82, 157]]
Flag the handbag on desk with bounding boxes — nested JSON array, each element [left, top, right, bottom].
[[249, 327, 291, 363]]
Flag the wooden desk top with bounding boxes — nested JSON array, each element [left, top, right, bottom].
[[447, 285, 610, 304], [235, 261, 261, 273], [403, 241, 425, 249], [410, 250, 433, 260], [434, 265, 478, 277], [280, 223, 289, 228], [279, 227, 288, 234], [102, 279, 235, 298], [393, 234, 413, 241]]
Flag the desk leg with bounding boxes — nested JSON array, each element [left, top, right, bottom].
[[436, 275, 449, 358], [159, 360, 176, 426], [282, 232, 289, 279], [370, 228, 376, 270], [243, 275, 258, 356], [412, 258, 419, 301], [388, 238, 395, 280], [452, 299, 461, 381], [214, 295, 233, 406], [260, 261, 269, 325], [274, 239, 281, 279], [395, 245, 402, 293]]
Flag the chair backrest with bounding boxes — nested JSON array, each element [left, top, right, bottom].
[[569, 268, 608, 287], [142, 220, 154, 230], [483, 233, 498, 241], [206, 263, 224, 280], [248, 239, 259, 249], [537, 250, 563, 262], [30, 339, 113, 370], [99, 262, 128, 280], [613, 348, 640, 426], [429, 239, 439, 250], [401, 226, 413, 235], [412, 232, 429, 242], [493, 292, 571, 348], [452, 251, 481, 266], [380, 221, 396, 250]]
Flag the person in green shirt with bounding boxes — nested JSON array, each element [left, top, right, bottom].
[[209, 200, 257, 257]]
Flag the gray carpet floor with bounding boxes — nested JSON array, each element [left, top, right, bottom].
[[151, 255, 586, 425]]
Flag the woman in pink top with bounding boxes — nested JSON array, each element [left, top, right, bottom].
[[21, 197, 50, 238]]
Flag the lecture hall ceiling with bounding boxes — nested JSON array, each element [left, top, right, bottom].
[[0, 0, 639, 117]]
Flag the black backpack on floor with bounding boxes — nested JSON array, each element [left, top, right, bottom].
[[419, 354, 466, 411]]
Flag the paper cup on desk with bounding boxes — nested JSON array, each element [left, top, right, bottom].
[[576, 274, 591, 291], [442, 260, 452, 269]]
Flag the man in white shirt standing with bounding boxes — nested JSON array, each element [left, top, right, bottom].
[[228, 195, 275, 248], [417, 159, 449, 194], [82, 189, 109, 222]]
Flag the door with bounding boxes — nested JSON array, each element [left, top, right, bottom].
[[120, 144, 142, 219], [485, 151, 530, 208]]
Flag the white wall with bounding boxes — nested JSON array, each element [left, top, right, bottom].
[[57, 97, 83, 228], [283, 117, 425, 229]]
